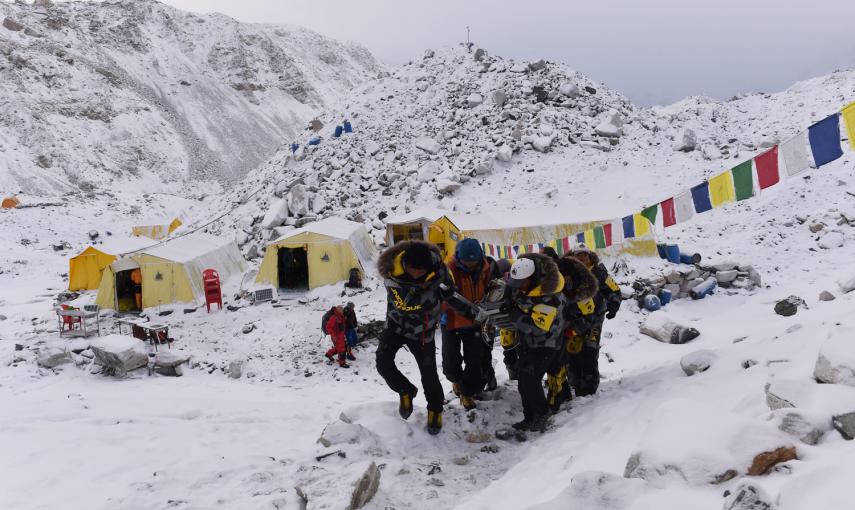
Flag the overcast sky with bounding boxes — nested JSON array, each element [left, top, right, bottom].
[[159, 0, 855, 106]]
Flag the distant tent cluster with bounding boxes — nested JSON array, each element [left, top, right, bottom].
[[131, 217, 183, 240]]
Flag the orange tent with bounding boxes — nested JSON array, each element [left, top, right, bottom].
[[2, 197, 20, 209]]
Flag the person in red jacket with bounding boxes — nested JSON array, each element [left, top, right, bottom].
[[324, 306, 349, 368]]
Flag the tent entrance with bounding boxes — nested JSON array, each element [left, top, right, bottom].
[[278, 246, 309, 289], [115, 269, 141, 313], [392, 223, 425, 244]]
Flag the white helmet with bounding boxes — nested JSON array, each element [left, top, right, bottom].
[[508, 258, 536, 288]]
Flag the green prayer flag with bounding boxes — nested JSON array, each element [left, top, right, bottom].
[[594, 226, 606, 249], [641, 204, 659, 226], [732, 160, 754, 201]]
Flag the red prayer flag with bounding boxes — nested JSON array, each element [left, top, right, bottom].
[[754, 146, 780, 190], [661, 197, 677, 227], [603, 224, 613, 246], [562, 236, 571, 253]]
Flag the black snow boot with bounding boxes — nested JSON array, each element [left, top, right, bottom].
[[426, 410, 443, 435], [512, 418, 532, 431], [399, 388, 417, 420]]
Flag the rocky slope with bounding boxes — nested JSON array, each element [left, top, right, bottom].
[[0, 0, 380, 194]]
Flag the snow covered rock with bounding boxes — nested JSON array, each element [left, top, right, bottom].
[[287, 184, 310, 217], [3, 17, 24, 31], [528, 59, 547, 71], [832, 412, 855, 440], [496, 145, 513, 162], [261, 197, 289, 229], [723, 482, 775, 510], [473, 47, 486, 61], [838, 274, 855, 294], [90, 335, 148, 377], [640, 312, 700, 344], [528, 471, 648, 510], [435, 178, 462, 194], [317, 420, 382, 450], [819, 290, 836, 301], [492, 90, 508, 107], [673, 128, 697, 152], [818, 231, 844, 249], [474, 159, 493, 175], [36, 347, 71, 369], [348, 461, 381, 510], [814, 328, 855, 386], [417, 161, 442, 182], [595, 110, 624, 138], [415, 137, 441, 155], [680, 350, 717, 376], [773, 411, 826, 445], [154, 351, 189, 377], [701, 144, 723, 161], [528, 135, 555, 153], [716, 270, 739, 284], [228, 360, 244, 379], [624, 399, 795, 486], [467, 93, 483, 108], [558, 83, 582, 98], [774, 296, 804, 317]]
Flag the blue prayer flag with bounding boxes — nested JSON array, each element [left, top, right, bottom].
[[576, 233, 585, 244], [691, 182, 712, 213], [622, 215, 635, 239], [809, 114, 843, 167]]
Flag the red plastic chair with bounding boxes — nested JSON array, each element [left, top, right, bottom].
[[60, 304, 81, 332], [202, 269, 222, 313]]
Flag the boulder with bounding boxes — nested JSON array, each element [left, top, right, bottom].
[[365, 141, 381, 156], [286, 184, 310, 217], [639, 311, 700, 344], [261, 197, 289, 229], [90, 335, 148, 376], [832, 412, 855, 440], [528, 135, 554, 153], [680, 350, 717, 376], [746, 446, 797, 476], [558, 83, 582, 98], [415, 137, 441, 155], [318, 420, 381, 449], [774, 296, 805, 317], [3, 17, 24, 31], [528, 59, 547, 71], [37, 347, 72, 368], [814, 327, 855, 386], [818, 290, 835, 302], [839, 274, 855, 293], [673, 128, 697, 152], [775, 411, 825, 445], [818, 231, 844, 249], [723, 482, 775, 510], [417, 161, 442, 182], [435, 178, 461, 194], [348, 462, 381, 510], [716, 270, 739, 284], [474, 159, 493, 175], [467, 93, 483, 108], [595, 110, 624, 138], [228, 360, 243, 379], [496, 145, 513, 162], [492, 90, 507, 107], [154, 351, 189, 377], [701, 144, 723, 161], [473, 48, 486, 61]]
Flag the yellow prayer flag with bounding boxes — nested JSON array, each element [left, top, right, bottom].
[[584, 229, 595, 247], [709, 171, 735, 208], [842, 101, 855, 151], [634, 214, 651, 237]]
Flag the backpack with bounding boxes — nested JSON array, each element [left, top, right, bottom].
[[321, 309, 334, 335]]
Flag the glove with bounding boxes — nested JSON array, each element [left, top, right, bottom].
[[473, 306, 489, 324], [606, 302, 620, 320]]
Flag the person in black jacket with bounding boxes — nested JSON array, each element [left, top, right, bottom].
[[566, 246, 622, 396], [376, 240, 454, 435], [503, 253, 567, 432]]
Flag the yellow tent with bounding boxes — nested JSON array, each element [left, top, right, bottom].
[[131, 217, 183, 240], [256, 217, 378, 290], [428, 213, 497, 260], [68, 237, 155, 291], [95, 233, 246, 311], [384, 207, 448, 246]]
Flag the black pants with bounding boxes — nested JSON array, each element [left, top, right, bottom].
[[482, 330, 496, 383], [376, 329, 444, 412], [566, 325, 602, 396], [441, 326, 485, 396], [517, 347, 559, 420]]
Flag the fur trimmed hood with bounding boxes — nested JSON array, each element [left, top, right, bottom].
[[557, 255, 598, 303], [569, 245, 601, 268], [518, 253, 563, 296], [378, 240, 443, 278]]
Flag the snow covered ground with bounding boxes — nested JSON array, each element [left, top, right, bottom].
[[2, 15, 855, 510]]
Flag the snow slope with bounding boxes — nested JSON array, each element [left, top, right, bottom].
[[0, 0, 379, 193], [2, 41, 855, 510]]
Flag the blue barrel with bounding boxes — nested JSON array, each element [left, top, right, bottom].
[[290, 143, 299, 154], [308, 136, 321, 146], [334, 125, 343, 138], [680, 252, 702, 264], [657, 243, 668, 259], [665, 244, 681, 264], [659, 288, 673, 306], [643, 294, 662, 311], [689, 278, 717, 300], [343, 120, 353, 133]]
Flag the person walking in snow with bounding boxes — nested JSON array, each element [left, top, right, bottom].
[[441, 239, 502, 410], [343, 302, 358, 361], [545, 254, 599, 411], [566, 246, 622, 396], [376, 240, 454, 435], [503, 253, 566, 432], [324, 306, 349, 368]]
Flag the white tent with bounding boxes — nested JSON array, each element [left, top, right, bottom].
[[384, 207, 448, 245]]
